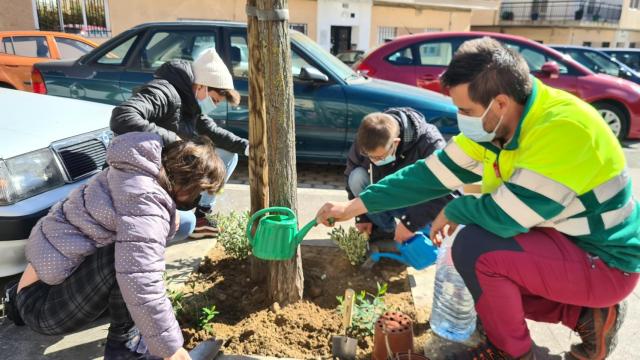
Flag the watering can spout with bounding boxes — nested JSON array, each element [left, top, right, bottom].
[[295, 219, 318, 245]]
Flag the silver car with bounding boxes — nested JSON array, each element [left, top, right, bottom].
[[0, 89, 113, 276]]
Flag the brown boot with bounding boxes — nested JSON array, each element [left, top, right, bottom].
[[569, 301, 627, 359]]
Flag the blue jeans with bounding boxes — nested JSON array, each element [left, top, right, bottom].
[[172, 210, 196, 243], [198, 148, 238, 209], [171, 148, 238, 242], [348, 167, 407, 233]]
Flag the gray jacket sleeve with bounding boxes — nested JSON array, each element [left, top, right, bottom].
[[196, 115, 248, 154], [114, 192, 183, 358], [110, 85, 180, 145]]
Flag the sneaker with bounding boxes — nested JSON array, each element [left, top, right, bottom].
[[444, 340, 512, 360], [569, 302, 626, 360], [189, 216, 219, 239]]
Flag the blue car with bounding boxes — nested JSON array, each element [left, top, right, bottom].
[[33, 21, 459, 163], [551, 45, 640, 85]]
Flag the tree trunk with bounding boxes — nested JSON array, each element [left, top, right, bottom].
[[258, 0, 304, 305], [247, 0, 269, 282]]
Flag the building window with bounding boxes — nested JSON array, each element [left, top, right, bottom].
[[583, 41, 592, 47], [631, 0, 640, 9], [602, 42, 611, 48], [34, 0, 110, 38], [289, 23, 307, 35], [630, 42, 637, 48], [378, 27, 397, 45]]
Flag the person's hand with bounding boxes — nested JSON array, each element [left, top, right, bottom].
[[355, 222, 373, 235], [394, 222, 415, 243], [429, 208, 458, 247], [316, 198, 366, 226], [164, 347, 191, 360]]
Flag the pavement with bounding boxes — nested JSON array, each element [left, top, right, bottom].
[[1, 143, 639, 359]]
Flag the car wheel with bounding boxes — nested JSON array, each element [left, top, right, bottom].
[[593, 102, 628, 140]]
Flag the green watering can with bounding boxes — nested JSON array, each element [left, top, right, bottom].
[[246, 207, 317, 260]]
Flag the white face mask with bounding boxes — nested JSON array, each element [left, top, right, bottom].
[[457, 99, 503, 143], [198, 95, 217, 115]]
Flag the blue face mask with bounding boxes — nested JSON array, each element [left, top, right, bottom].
[[372, 143, 397, 166], [457, 99, 503, 143], [198, 96, 217, 115]]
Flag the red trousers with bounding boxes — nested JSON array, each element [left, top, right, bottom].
[[451, 226, 639, 357]]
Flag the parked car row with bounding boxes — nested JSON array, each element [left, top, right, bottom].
[[32, 21, 460, 163], [354, 31, 640, 139]]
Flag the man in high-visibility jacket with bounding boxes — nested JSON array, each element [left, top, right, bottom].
[[316, 37, 640, 359]]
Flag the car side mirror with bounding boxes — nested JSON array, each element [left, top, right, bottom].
[[299, 66, 329, 82], [540, 61, 560, 79]]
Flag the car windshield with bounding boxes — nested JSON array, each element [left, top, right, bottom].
[[291, 31, 358, 81]]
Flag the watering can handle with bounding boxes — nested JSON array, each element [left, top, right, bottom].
[[246, 207, 296, 246]]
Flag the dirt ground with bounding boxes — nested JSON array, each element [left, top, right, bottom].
[[177, 245, 430, 359]]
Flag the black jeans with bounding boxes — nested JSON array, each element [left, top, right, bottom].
[[16, 245, 135, 343]]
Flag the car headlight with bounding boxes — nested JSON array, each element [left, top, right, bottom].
[[0, 149, 65, 205]]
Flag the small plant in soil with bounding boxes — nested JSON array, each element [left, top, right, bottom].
[[337, 282, 388, 338], [329, 226, 370, 266], [167, 288, 185, 316], [198, 305, 219, 334], [215, 211, 251, 260]]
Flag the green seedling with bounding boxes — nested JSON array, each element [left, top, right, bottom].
[[336, 282, 388, 338], [198, 305, 219, 334]]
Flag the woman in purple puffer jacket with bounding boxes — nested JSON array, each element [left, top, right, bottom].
[[12, 132, 225, 360]]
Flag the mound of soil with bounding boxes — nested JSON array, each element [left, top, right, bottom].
[[178, 245, 428, 358]]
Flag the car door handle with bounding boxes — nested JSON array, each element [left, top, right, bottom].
[[6, 64, 19, 68]]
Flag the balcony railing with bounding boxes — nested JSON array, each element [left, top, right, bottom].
[[500, 1, 622, 24]]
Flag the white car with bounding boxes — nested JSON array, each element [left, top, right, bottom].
[[0, 89, 113, 277]]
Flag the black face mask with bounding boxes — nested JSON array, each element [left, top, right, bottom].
[[175, 193, 202, 211]]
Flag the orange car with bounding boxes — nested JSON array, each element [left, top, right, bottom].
[[0, 31, 96, 91]]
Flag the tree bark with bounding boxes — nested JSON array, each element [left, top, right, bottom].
[[258, 0, 304, 305], [247, 0, 269, 282]]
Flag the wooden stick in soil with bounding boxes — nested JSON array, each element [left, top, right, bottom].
[[258, 0, 304, 305], [343, 288, 355, 333], [246, 0, 269, 282]]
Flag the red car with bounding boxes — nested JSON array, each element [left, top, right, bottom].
[[356, 32, 640, 139]]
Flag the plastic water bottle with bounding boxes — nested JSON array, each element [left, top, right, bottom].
[[429, 226, 477, 342]]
